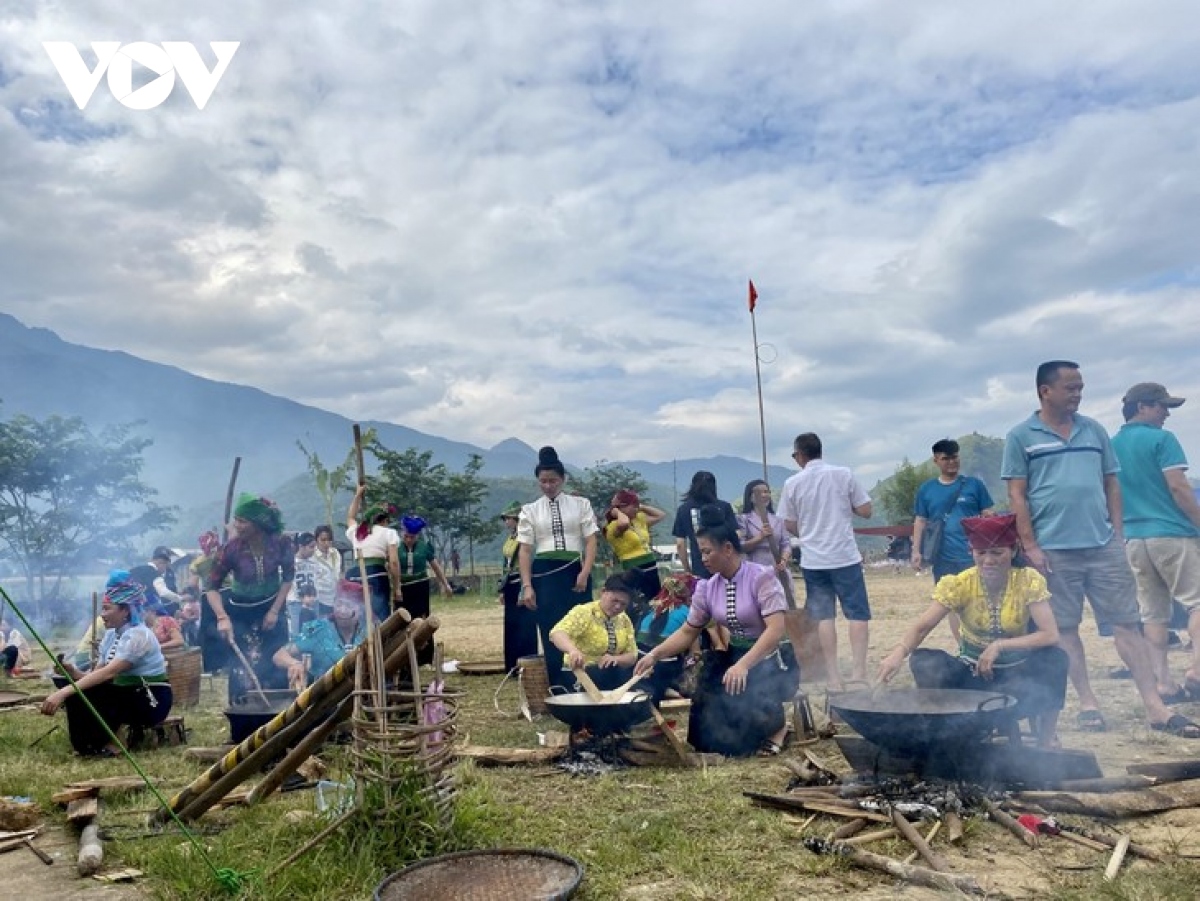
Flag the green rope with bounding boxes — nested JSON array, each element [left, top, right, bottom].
[[0, 584, 255, 894]]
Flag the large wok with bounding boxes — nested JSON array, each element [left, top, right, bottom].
[[829, 688, 1016, 758], [543, 690, 653, 735]]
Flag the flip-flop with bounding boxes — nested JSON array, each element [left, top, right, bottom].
[[1183, 678, 1200, 701], [1076, 710, 1107, 732], [1159, 687, 1191, 706], [1150, 714, 1200, 739], [757, 740, 783, 758]]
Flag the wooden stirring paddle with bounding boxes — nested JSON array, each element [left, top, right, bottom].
[[572, 667, 605, 702]]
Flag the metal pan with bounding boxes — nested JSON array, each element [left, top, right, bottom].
[[829, 688, 1016, 757], [543, 691, 653, 735]]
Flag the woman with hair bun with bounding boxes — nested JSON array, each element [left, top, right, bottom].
[[517, 446, 600, 690], [635, 504, 799, 757], [671, 471, 739, 579]]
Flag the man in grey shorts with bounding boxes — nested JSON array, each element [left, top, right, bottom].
[[1003, 361, 1197, 738]]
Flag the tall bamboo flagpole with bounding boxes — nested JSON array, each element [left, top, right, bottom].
[[748, 279, 769, 482]]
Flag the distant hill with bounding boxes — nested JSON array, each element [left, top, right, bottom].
[[0, 314, 790, 548]]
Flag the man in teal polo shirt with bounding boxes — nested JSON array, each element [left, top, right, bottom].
[[1003, 361, 1196, 738], [1112, 382, 1200, 702]]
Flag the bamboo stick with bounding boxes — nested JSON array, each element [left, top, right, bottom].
[[945, 810, 964, 845], [830, 818, 869, 841], [842, 827, 900, 846], [891, 810, 949, 872], [1104, 835, 1131, 881], [805, 839, 984, 895], [1057, 830, 1109, 853], [1060, 825, 1165, 863], [983, 798, 1038, 849], [903, 820, 942, 865]]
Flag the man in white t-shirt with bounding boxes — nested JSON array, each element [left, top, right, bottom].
[[781, 432, 873, 691]]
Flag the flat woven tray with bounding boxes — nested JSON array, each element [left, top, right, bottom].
[[375, 848, 582, 900], [456, 660, 509, 676], [0, 690, 32, 707]]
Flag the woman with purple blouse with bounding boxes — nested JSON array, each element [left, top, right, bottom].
[[635, 505, 800, 757]]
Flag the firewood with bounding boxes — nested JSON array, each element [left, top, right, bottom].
[[65, 797, 99, 824], [66, 776, 146, 792], [1047, 776, 1156, 793], [891, 810, 949, 871], [648, 703, 696, 766], [458, 745, 567, 766], [183, 746, 235, 762], [77, 823, 103, 876], [1056, 830, 1109, 853], [1103, 835, 1131, 881], [51, 787, 98, 806], [1014, 779, 1200, 818], [983, 799, 1038, 849], [803, 838, 985, 895], [1126, 759, 1200, 784], [842, 827, 900, 846], [22, 838, 53, 865], [830, 818, 869, 841], [945, 811, 964, 845], [1059, 825, 1165, 863], [903, 820, 942, 865]]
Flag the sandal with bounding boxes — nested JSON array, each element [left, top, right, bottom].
[[757, 740, 783, 758], [1076, 710, 1108, 732], [1150, 714, 1200, 739], [1159, 687, 1190, 706]]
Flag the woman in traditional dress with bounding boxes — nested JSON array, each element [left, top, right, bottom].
[[497, 501, 539, 672], [876, 514, 1068, 747], [633, 571, 697, 701], [204, 493, 294, 703], [517, 446, 600, 690], [43, 574, 173, 757], [635, 506, 799, 757], [604, 488, 667, 624], [143, 606, 185, 651], [273, 580, 367, 684], [738, 480, 795, 606], [344, 485, 401, 625], [550, 571, 641, 693], [396, 515, 453, 666]]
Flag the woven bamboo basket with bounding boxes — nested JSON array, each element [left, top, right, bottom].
[[517, 655, 550, 716], [374, 848, 583, 900], [165, 647, 203, 708]]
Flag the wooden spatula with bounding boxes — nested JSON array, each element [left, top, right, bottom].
[[572, 667, 604, 702], [602, 672, 644, 702]]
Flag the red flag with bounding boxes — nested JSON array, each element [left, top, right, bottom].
[[748, 279, 758, 313]]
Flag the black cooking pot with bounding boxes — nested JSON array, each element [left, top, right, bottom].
[[543, 691, 653, 735], [223, 689, 298, 743], [829, 688, 1016, 757]]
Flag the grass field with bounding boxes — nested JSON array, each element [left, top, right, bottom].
[[2, 569, 1200, 899]]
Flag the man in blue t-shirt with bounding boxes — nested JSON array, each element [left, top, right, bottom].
[[1112, 382, 1200, 703], [1003, 361, 1194, 738], [912, 438, 994, 581]]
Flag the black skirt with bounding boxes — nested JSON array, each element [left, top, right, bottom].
[[688, 641, 799, 757]]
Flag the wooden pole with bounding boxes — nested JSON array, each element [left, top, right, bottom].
[[891, 810, 950, 872], [89, 592, 99, 668], [983, 798, 1038, 849], [1059, 825, 1165, 863], [804, 838, 985, 895], [749, 301, 769, 484], [902, 820, 942, 866], [223, 457, 242, 538], [1104, 835, 1131, 881], [352, 424, 387, 716], [842, 827, 900, 847]]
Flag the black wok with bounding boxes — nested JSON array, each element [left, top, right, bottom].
[[223, 689, 298, 743], [543, 691, 653, 735], [829, 688, 1016, 757]]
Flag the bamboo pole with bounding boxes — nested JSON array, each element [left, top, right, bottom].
[[352, 423, 388, 719], [842, 827, 900, 847], [155, 607, 414, 821], [983, 798, 1038, 849], [1103, 835, 1131, 881], [223, 457, 242, 536], [830, 818, 868, 841], [89, 592, 98, 669]]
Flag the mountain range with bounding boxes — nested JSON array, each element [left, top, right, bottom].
[[0, 313, 794, 540]]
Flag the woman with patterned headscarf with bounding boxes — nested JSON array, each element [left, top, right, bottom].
[[398, 514, 453, 666], [42, 572, 173, 757], [204, 492, 294, 703], [344, 484, 402, 625]]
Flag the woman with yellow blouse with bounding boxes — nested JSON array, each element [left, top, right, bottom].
[[876, 514, 1068, 747], [549, 572, 640, 693], [604, 489, 666, 623]]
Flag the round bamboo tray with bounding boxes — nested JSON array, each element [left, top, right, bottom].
[[374, 848, 582, 900], [456, 660, 507, 676]]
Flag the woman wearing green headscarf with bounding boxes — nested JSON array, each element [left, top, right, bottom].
[[204, 493, 294, 703]]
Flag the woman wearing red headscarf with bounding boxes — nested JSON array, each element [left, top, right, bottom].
[[604, 489, 667, 624], [877, 514, 1068, 747]]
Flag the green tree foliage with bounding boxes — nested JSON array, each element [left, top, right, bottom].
[[0, 412, 176, 601], [956, 432, 1007, 508], [875, 457, 938, 525], [366, 444, 495, 569], [296, 429, 374, 528]]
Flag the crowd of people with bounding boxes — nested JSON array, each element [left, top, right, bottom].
[[34, 359, 1200, 758]]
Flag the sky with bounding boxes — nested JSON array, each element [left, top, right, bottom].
[[3, 2, 1200, 485]]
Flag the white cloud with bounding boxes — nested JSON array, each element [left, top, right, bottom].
[[2, 1, 1200, 485]]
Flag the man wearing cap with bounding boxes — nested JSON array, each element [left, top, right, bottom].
[[1003, 361, 1197, 737], [129, 547, 184, 617], [1112, 382, 1200, 703]]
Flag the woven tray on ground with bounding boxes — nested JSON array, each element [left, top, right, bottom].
[[0, 690, 32, 707], [456, 660, 507, 676], [374, 848, 583, 901]]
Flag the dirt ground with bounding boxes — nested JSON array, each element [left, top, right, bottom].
[[437, 566, 1200, 897], [0, 824, 144, 900]]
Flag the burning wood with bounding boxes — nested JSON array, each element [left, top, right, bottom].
[[802, 837, 986, 895]]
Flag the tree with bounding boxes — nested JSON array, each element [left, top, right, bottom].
[[571, 461, 654, 562], [296, 429, 374, 528], [875, 457, 938, 526], [367, 444, 495, 570], [0, 411, 176, 603]]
